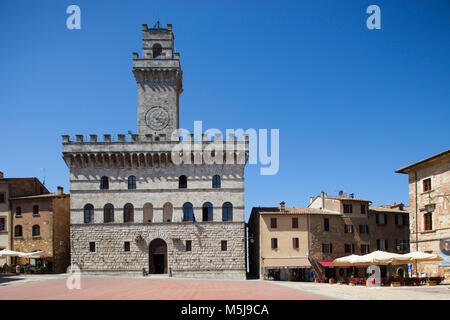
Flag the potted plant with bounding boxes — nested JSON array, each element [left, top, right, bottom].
[[329, 278, 335, 284], [337, 280, 343, 285], [314, 278, 319, 283], [391, 281, 401, 287], [349, 280, 356, 286], [427, 280, 437, 286]]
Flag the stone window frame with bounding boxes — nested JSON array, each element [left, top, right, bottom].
[[292, 217, 298, 229], [182, 202, 194, 222], [322, 243, 332, 254], [123, 203, 134, 223], [270, 217, 277, 229], [104, 204, 114, 223], [360, 204, 367, 214], [344, 243, 355, 254], [292, 237, 299, 249], [89, 242, 95, 252], [202, 202, 213, 222], [83, 204, 94, 224], [100, 176, 109, 190], [0, 217, 5, 232], [221, 240, 227, 251], [343, 204, 353, 214], [15, 206, 22, 217], [422, 178, 432, 192], [0, 192, 5, 203], [178, 175, 187, 189], [222, 202, 233, 221], [185, 240, 192, 252], [14, 225, 22, 238], [323, 218, 330, 232], [32, 224, 40, 237], [271, 238, 278, 249], [33, 205, 39, 216], [424, 212, 432, 231], [124, 241, 130, 252], [212, 175, 221, 189], [128, 176, 136, 190], [360, 244, 370, 254], [344, 224, 354, 234]]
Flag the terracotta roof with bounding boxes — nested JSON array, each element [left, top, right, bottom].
[[256, 207, 341, 216], [309, 195, 371, 204], [369, 205, 410, 213], [396, 149, 450, 174], [10, 193, 69, 200]]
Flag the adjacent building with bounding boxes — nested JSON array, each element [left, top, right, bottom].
[[396, 149, 450, 281], [61, 23, 248, 279], [11, 187, 70, 273], [0, 172, 49, 265], [248, 191, 410, 281]]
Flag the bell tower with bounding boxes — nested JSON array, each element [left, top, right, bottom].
[[132, 23, 183, 138]]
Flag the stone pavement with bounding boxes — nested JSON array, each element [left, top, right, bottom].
[[0, 274, 331, 300], [270, 280, 450, 300]]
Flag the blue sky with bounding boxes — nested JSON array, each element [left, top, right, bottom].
[[0, 1, 449, 219]]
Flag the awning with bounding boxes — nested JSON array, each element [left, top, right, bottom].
[[263, 257, 311, 268], [319, 260, 368, 268]]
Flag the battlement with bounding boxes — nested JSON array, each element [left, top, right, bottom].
[[62, 133, 250, 144]]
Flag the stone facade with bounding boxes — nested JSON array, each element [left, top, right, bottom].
[[396, 149, 450, 282], [11, 188, 70, 273], [62, 23, 248, 279], [0, 174, 49, 265], [249, 192, 410, 281]]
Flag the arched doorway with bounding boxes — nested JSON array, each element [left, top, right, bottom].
[[149, 238, 167, 274]]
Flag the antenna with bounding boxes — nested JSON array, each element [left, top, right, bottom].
[[40, 168, 46, 186], [154, 9, 162, 28]]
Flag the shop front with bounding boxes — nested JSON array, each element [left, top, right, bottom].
[[262, 257, 312, 281]]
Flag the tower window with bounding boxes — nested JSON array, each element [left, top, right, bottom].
[[179, 175, 187, 189], [128, 176, 136, 189], [222, 202, 233, 221], [221, 240, 227, 251], [100, 176, 109, 190], [152, 43, 162, 58], [104, 204, 114, 223], [84, 204, 94, 223], [202, 202, 213, 221], [212, 175, 221, 188], [183, 202, 194, 221], [124, 203, 134, 223]]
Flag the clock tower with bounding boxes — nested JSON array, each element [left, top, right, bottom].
[[132, 23, 183, 138]]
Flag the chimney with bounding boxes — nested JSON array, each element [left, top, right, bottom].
[[280, 201, 285, 212], [0, 171, 3, 179], [309, 196, 314, 204], [57, 186, 63, 195], [321, 190, 326, 210]]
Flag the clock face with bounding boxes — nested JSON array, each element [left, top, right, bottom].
[[145, 107, 169, 130]]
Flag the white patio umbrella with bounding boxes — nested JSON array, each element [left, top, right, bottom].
[[333, 254, 362, 266], [19, 251, 51, 258], [0, 250, 25, 257], [400, 251, 443, 264], [354, 250, 410, 265]]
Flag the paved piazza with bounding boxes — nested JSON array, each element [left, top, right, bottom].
[[0, 275, 449, 300]]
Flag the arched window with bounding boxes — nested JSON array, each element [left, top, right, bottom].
[[202, 202, 213, 221], [32, 225, 40, 237], [212, 175, 221, 188], [152, 43, 162, 58], [179, 175, 187, 189], [100, 176, 109, 190], [124, 203, 134, 223], [163, 202, 173, 222], [128, 176, 136, 189], [183, 202, 194, 221], [104, 204, 114, 223], [14, 225, 22, 237], [143, 203, 153, 223], [84, 204, 94, 223], [222, 202, 233, 221]]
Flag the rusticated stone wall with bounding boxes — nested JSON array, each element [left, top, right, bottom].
[[70, 221, 246, 280]]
